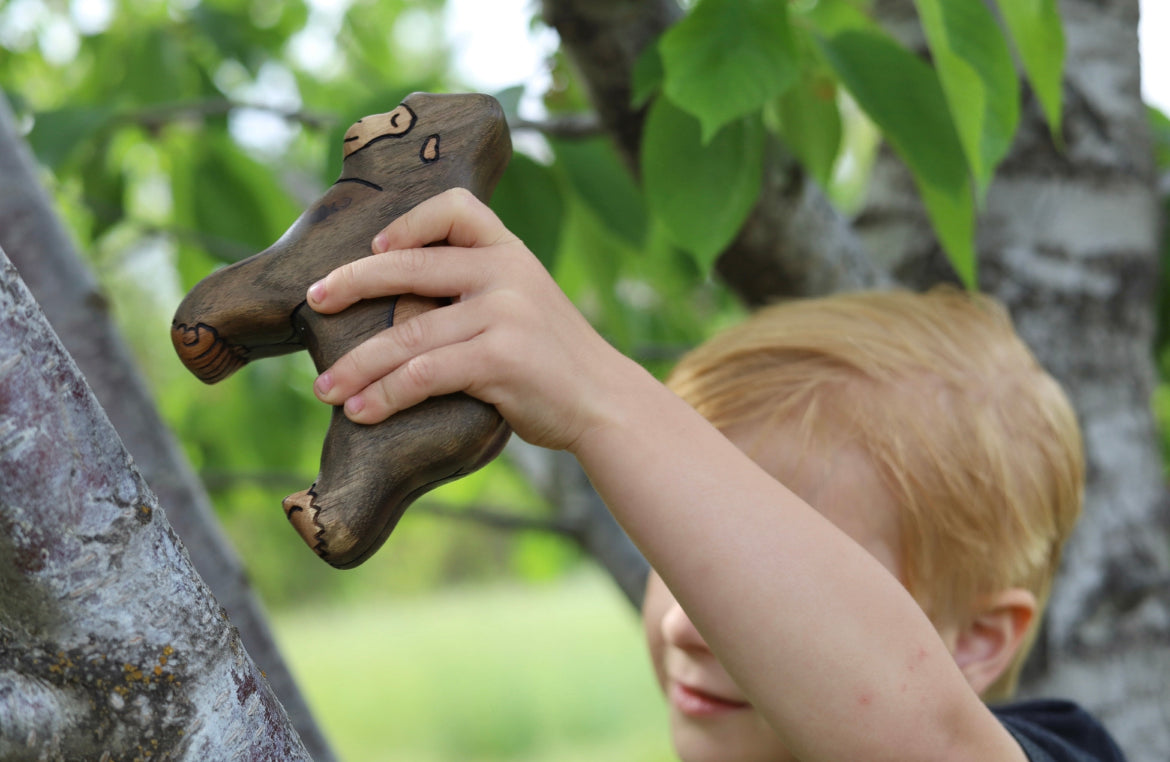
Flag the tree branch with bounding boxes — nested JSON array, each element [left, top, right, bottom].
[[506, 441, 650, 608], [416, 501, 581, 537], [121, 98, 337, 133], [511, 113, 603, 139]]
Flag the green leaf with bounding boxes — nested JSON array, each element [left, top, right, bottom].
[[993, 0, 1065, 140], [641, 97, 765, 270], [28, 106, 114, 170], [631, 43, 664, 109], [490, 153, 565, 271], [818, 29, 977, 287], [171, 132, 301, 263], [914, 0, 1019, 198], [551, 136, 647, 247], [1149, 105, 1170, 170], [659, 0, 799, 143], [127, 29, 199, 105], [79, 149, 127, 241], [802, 0, 880, 36], [772, 70, 842, 188]]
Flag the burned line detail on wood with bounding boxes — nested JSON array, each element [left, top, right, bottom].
[[171, 92, 513, 569]]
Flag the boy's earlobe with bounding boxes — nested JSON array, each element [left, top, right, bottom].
[[951, 589, 1037, 696]]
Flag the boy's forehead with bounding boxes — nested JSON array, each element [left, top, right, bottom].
[[721, 419, 905, 583]]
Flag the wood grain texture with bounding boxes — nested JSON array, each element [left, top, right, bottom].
[[171, 92, 513, 568]]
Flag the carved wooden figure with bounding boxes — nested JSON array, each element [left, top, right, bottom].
[[171, 92, 513, 568]]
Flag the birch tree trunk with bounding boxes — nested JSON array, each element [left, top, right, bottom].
[[0, 248, 310, 760]]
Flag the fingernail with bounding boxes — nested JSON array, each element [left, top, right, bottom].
[[372, 232, 389, 254], [308, 280, 325, 304], [314, 371, 333, 396], [344, 395, 365, 416]]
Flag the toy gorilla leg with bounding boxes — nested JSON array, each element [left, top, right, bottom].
[[171, 92, 513, 568]]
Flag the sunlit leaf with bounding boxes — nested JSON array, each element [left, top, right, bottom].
[[818, 29, 977, 287], [659, 0, 798, 143], [772, 69, 842, 188], [993, 0, 1065, 140], [914, 0, 1019, 198], [802, 0, 881, 36], [641, 97, 765, 270]]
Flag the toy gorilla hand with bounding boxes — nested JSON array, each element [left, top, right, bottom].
[[171, 93, 513, 568]]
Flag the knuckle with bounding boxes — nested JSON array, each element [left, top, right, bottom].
[[401, 354, 435, 392], [446, 186, 476, 206], [395, 246, 429, 276], [332, 350, 365, 388], [394, 314, 428, 353]]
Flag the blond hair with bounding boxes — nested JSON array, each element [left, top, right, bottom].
[[666, 287, 1083, 700]]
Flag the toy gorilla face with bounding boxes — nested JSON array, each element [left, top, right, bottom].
[[170, 93, 512, 569]]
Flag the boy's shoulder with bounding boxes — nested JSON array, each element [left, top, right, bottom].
[[991, 699, 1128, 762]]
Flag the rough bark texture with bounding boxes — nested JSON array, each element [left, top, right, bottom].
[[0, 249, 310, 761], [546, 0, 1170, 758], [0, 96, 335, 760]]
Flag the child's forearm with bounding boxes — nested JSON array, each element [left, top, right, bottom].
[[571, 366, 1024, 762]]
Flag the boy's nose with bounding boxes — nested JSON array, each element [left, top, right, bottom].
[[661, 601, 710, 653]]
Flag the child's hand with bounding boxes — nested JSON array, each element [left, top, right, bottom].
[[306, 188, 642, 453]]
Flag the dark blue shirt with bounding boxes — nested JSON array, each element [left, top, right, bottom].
[[993, 699, 1128, 762]]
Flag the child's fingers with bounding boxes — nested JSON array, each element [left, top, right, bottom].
[[306, 245, 491, 314], [372, 187, 515, 254], [313, 299, 480, 408], [342, 341, 482, 425]]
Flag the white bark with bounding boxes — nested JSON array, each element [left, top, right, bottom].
[[0, 249, 310, 760]]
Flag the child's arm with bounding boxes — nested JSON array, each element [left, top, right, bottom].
[[308, 189, 1026, 762]]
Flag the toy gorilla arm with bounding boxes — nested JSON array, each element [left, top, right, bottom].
[[171, 93, 513, 569]]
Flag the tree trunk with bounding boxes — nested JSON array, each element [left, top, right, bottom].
[[0, 95, 336, 762], [0, 248, 310, 760], [545, 0, 1170, 758]]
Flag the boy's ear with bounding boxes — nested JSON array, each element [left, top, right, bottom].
[[951, 588, 1037, 696]]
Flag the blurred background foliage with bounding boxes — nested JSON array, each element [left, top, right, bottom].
[[2, 0, 1169, 759]]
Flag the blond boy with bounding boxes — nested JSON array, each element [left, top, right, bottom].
[[307, 189, 1126, 762]]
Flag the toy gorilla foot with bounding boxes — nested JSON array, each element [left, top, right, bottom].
[[171, 92, 513, 568]]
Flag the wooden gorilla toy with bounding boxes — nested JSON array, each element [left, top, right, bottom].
[[171, 93, 513, 569]]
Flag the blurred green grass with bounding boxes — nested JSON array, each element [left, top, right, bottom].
[[272, 570, 675, 762]]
